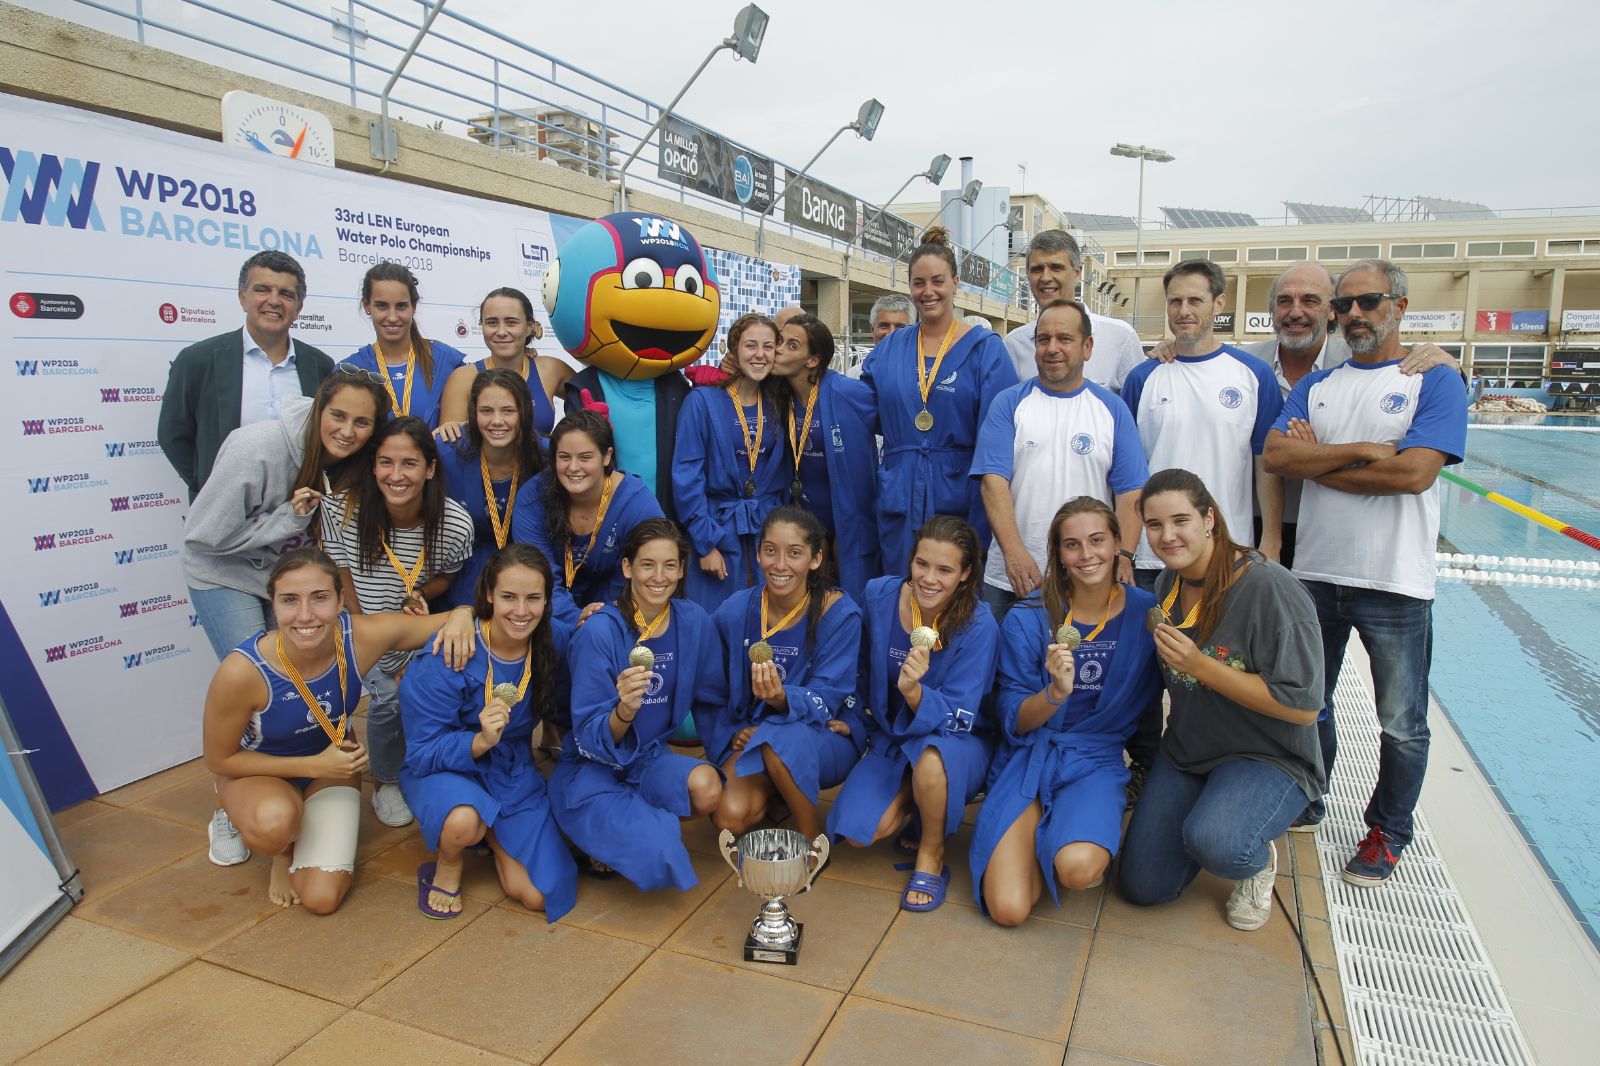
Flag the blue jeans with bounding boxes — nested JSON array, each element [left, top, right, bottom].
[[189, 584, 269, 661], [1302, 580, 1433, 848], [1118, 753, 1304, 905], [363, 663, 407, 784], [981, 581, 1017, 621]]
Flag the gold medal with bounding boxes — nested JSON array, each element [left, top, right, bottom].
[[1056, 585, 1120, 650], [787, 381, 819, 490], [913, 319, 958, 434], [749, 588, 808, 668], [274, 629, 349, 747], [479, 454, 519, 550], [907, 588, 945, 651], [403, 592, 424, 612], [748, 639, 774, 664], [1055, 624, 1082, 651], [1154, 580, 1202, 632], [565, 473, 617, 588], [909, 626, 940, 649], [1146, 606, 1170, 632], [790, 478, 804, 500], [382, 537, 426, 612], [727, 383, 763, 500], [491, 682, 520, 704], [482, 621, 533, 709], [628, 604, 669, 673]]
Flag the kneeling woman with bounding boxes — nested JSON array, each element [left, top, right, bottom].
[[970, 498, 1163, 926], [826, 515, 999, 912], [398, 544, 577, 921], [705, 506, 865, 842], [549, 518, 723, 890], [1117, 468, 1325, 932], [202, 548, 475, 914]]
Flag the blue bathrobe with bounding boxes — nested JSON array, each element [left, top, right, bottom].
[[861, 327, 1017, 571], [548, 601, 721, 891], [397, 637, 578, 922], [341, 341, 468, 430], [672, 385, 787, 612], [786, 374, 882, 602], [437, 442, 543, 608], [703, 588, 866, 803], [826, 576, 999, 845], [967, 590, 1163, 913], [510, 471, 663, 627]]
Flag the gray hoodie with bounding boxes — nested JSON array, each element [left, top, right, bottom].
[[181, 395, 317, 598]]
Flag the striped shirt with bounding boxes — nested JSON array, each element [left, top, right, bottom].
[[320, 491, 474, 672]]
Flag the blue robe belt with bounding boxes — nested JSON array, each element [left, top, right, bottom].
[[883, 442, 971, 459], [1019, 730, 1126, 800], [710, 495, 771, 537]]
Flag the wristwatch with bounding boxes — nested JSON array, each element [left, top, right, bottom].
[[1118, 550, 1135, 562]]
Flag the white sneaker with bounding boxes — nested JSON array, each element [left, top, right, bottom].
[[1226, 840, 1276, 931], [371, 783, 414, 827], [207, 809, 250, 866]]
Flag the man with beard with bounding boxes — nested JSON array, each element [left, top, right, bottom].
[[1264, 260, 1467, 885]]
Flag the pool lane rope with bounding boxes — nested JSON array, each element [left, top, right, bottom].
[[1441, 470, 1600, 552]]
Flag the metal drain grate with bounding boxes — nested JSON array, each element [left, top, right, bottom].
[[1316, 662, 1535, 1066]]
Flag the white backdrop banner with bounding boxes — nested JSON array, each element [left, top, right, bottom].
[[1, 92, 795, 806]]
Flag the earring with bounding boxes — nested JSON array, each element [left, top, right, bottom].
[[1204, 530, 1212, 539]]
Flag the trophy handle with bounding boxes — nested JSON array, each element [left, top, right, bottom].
[[717, 828, 742, 885], [801, 833, 830, 893]]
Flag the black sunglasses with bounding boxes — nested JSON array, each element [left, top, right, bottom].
[[1330, 292, 1399, 315]]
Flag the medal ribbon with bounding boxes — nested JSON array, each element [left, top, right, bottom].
[[381, 537, 425, 601], [378, 345, 416, 417], [481, 620, 533, 708], [760, 588, 810, 641], [564, 473, 617, 586], [726, 384, 763, 482], [275, 630, 348, 746], [1062, 584, 1123, 643], [908, 591, 946, 651], [915, 319, 960, 411], [633, 603, 670, 643], [1159, 580, 1203, 629], [787, 383, 819, 482], [479, 454, 519, 549]]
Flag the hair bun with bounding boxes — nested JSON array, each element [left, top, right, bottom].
[[920, 225, 951, 246]]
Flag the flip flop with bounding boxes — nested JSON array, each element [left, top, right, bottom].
[[573, 848, 617, 880], [416, 861, 463, 920], [900, 865, 951, 912]]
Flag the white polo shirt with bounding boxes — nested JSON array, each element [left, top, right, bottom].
[[970, 378, 1147, 591], [1275, 360, 1467, 600], [1120, 346, 1282, 569]]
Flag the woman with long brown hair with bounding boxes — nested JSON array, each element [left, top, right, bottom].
[[1117, 468, 1325, 933], [969, 497, 1162, 926], [825, 514, 999, 912], [340, 261, 467, 429]]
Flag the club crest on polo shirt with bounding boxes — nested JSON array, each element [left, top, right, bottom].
[[1218, 386, 1244, 409], [1380, 392, 1409, 414], [1071, 432, 1095, 455]]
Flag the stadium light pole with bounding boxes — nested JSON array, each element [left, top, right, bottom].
[[1109, 142, 1173, 334], [863, 153, 952, 250], [614, 4, 769, 212], [755, 98, 885, 255]]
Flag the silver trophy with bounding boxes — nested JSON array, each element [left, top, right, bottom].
[[717, 826, 829, 965]]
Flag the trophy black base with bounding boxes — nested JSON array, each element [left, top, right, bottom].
[[744, 922, 803, 965]]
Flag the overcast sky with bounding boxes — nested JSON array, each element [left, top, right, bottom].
[[446, 0, 1599, 222], [39, 0, 1600, 223]]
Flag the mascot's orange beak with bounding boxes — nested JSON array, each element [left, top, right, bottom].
[[584, 274, 720, 379]]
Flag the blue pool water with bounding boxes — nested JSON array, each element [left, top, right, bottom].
[[1429, 413, 1600, 944]]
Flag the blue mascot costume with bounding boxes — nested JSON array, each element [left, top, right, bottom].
[[544, 212, 721, 519]]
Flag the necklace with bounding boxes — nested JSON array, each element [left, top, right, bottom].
[[479, 453, 518, 549], [377, 344, 415, 416], [787, 382, 819, 500], [274, 629, 348, 746], [913, 319, 959, 431], [564, 473, 617, 586], [726, 383, 764, 497]]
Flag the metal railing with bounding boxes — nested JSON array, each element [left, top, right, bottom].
[[50, 0, 1024, 307]]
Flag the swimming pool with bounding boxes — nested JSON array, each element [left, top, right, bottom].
[[1430, 413, 1600, 946]]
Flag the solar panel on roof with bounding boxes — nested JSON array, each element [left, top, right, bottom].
[[1417, 196, 1496, 220], [1069, 212, 1137, 231], [1285, 201, 1374, 224], [1160, 206, 1258, 228]]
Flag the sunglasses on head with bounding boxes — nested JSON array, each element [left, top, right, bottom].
[[1330, 292, 1398, 315], [334, 363, 388, 385]]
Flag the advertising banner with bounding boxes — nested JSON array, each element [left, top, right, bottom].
[[1400, 310, 1463, 332], [958, 250, 991, 290], [1214, 311, 1236, 332], [1510, 310, 1549, 334], [1560, 309, 1600, 333], [783, 168, 856, 243], [1476, 310, 1511, 333], [859, 208, 918, 261], [656, 116, 774, 215], [1244, 311, 1274, 333], [0, 92, 795, 806]]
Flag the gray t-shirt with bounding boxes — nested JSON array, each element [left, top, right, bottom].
[[1156, 553, 1327, 802]]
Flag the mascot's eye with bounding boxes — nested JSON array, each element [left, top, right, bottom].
[[621, 258, 665, 290], [674, 264, 704, 297]]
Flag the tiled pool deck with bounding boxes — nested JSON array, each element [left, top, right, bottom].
[[2, 717, 1345, 1066]]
